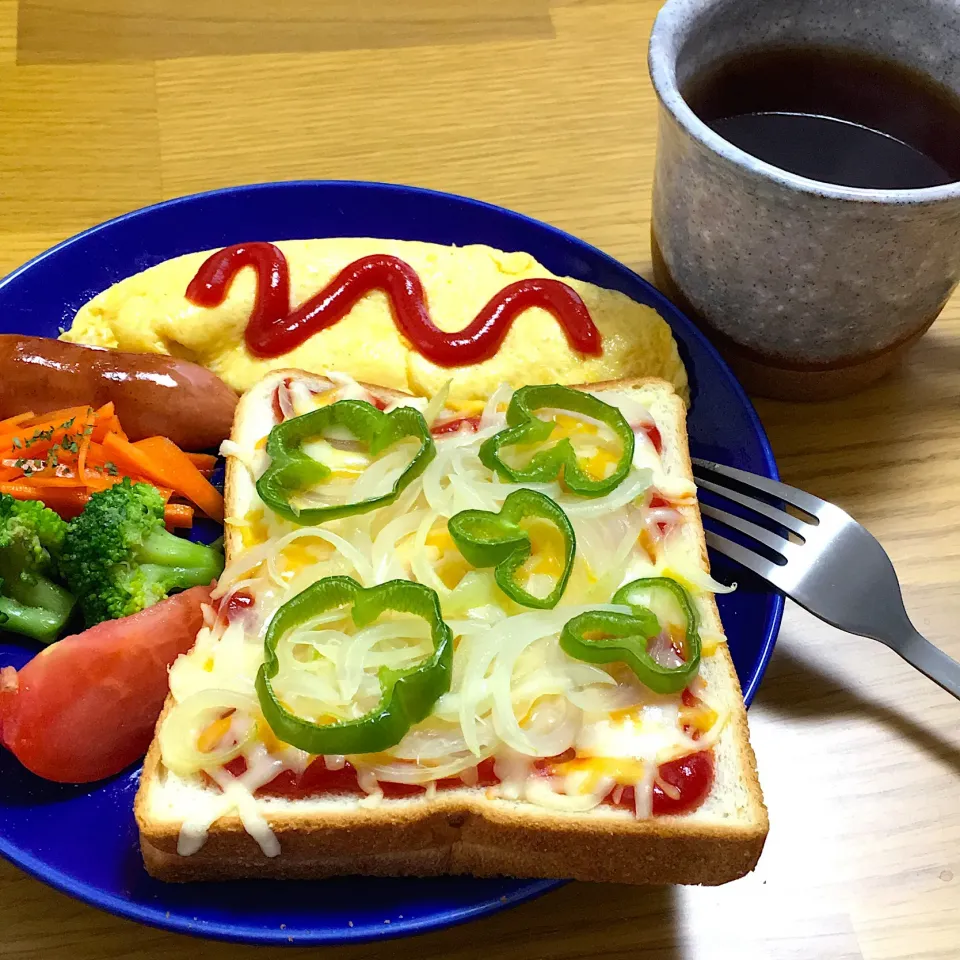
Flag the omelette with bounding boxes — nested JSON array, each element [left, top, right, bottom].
[[62, 239, 687, 402]]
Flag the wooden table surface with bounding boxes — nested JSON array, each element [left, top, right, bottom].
[[2, 1, 959, 957]]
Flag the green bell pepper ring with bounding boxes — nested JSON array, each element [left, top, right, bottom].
[[478, 384, 635, 498], [613, 576, 701, 666], [447, 489, 575, 609], [256, 576, 453, 755], [256, 399, 436, 525], [560, 577, 701, 694]]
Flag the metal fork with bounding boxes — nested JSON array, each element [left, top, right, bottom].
[[692, 458, 960, 701]]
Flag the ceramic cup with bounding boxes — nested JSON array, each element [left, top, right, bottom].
[[648, 0, 960, 400]]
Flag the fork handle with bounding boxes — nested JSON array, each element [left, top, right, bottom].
[[894, 628, 960, 701]]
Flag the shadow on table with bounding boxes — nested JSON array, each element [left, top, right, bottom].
[[387, 882, 686, 960], [751, 330, 960, 500], [1, 861, 689, 960], [755, 638, 960, 777]]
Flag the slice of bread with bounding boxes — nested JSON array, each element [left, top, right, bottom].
[[135, 371, 767, 884]]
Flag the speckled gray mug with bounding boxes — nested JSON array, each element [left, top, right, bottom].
[[649, 0, 960, 400]]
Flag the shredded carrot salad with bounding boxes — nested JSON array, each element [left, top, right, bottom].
[[0, 404, 223, 527]]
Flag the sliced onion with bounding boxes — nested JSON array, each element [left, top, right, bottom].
[[264, 527, 336, 585], [480, 382, 512, 430], [349, 440, 421, 503], [422, 380, 452, 426], [199, 377, 722, 793], [371, 509, 427, 582], [633, 760, 657, 819], [561, 468, 652, 519], [411, 511, 449, 596], [388, 717, 496, 762], [272, 664, 345, 709], [159, 690, 259, 777], [524, 777, 609, 812], [647, 631, 685, 669], [482, 606, 627, 755], [360, 750, 493, 785], [215, 513, 306, 597], [684, 567, 737, 595], [276, 380, 297, 421], [519, 695, 581, 758], [584, 390, 652, 429], [322, 371, 368, 400], [575, 507, 645, 600], [288, 375, 336, 416], [646, 506, 683, 541], [422, 454, 456, 516], [448, 471, 492, 513], [567, 676, 646, 713], [283, 524, 374, 584], [337, 620, 432, 701]]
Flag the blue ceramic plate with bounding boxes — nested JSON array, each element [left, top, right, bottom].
[[0, 181, 782, 945]]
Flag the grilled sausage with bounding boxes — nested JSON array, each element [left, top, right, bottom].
[[0, 336, 237, 450]]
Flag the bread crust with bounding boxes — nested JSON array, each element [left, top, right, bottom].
[[137, 371, 767, 884]]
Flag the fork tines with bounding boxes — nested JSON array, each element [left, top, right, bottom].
[[690, 457, 821, 572]]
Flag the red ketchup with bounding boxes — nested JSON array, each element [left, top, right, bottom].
[[647, 491, 675, 537], [186, 242, 290, 348], [643, 423, 663, 454], [217, 590, 254, 625], [606, 750, 715, 816], [220, 746, 712, 816], [431, 415, 481, 436], [223, 756, 499, 799], [185, 243, 603, 367], [271, 376, 296, 422]]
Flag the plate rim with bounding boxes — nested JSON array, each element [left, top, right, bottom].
[[0, 179, 783, 944]]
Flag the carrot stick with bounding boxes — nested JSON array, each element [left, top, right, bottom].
[[90, 405, 126, 444], [0, 403, 210, 528], [90, 417, 123, 443], [93, 404, 128, 442], [164, 503, 195, 530], [98, 433, 163, 484], [16, 406, 92, 429], [136, 436, 225, 523], [7, 476, 87, 488], [0, 405, 92, 456], [0, 481, 51, 499], [0, 412, 35, 432], [0, 483, 91, 519], [102, 433, 224, 522], [75, 406, 98, 486], [183, 452, 218, 475]]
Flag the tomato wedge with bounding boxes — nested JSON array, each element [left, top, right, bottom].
[[0, 584, 212, 783]]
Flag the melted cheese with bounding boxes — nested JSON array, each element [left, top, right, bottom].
[[162, 375, 731, 855]]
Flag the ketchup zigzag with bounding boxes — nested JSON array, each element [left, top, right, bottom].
[[186, 241, 603, 366]]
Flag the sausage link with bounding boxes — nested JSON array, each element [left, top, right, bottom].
[[0, 336, 237, 450]]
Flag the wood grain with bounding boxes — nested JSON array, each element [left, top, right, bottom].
[[17, 0, 553, 64], [152, 2, 657, 255], [0, 0, 16, 62], [0, 62, 160, 235], [1, 1, 959, 958]]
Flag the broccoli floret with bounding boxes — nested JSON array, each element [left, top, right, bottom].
[[59, 479, 225, 627], [0, 495, 76, 643]]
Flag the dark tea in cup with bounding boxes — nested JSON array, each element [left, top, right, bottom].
[[682, 45, 960, 190], [648, 0, 960, 401]]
